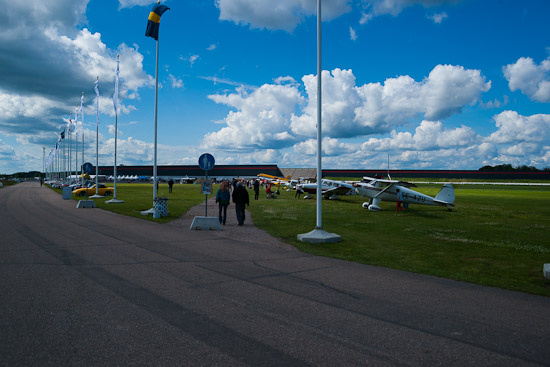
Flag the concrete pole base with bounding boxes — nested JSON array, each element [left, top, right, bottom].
[[297, 228, 342, 244], [190, 216, 222, 230], [106, 198, 125, 204], [76, 200, 96, 208]]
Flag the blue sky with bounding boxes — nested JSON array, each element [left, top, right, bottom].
[[1, 0, 550, 174]]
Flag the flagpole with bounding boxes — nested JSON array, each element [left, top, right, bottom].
[[64, 128, 67, 181], [91, 76, 104, 198], [153, 37, 159, 201], [107, 55, 124, 204], [297, 0, 341, 244], [141, 1, 169, 216], [75, 109, 78, 182], [81, 92, 85, 187], [96, 78, 99, 193], [315, 0, 322, 230], [68, 115, 72, 181]]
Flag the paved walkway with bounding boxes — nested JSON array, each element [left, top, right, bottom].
[[1, 182, 549, 366]]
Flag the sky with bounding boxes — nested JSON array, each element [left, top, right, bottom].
[[1, 0, 550, 174]]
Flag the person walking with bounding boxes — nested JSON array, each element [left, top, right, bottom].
[[215, 181, 231, 225], [396, 188, 404, 212], [168, 179, 174, 193], [295, 181, 303, 199], [253, 180, 260, 200], [232, 180, 249, 226]]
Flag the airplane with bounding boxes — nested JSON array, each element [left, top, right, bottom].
[[301, 179, 355, 199], [355, 176, 455, 211], [258, 173, 292, 181], [258, 173, 295, 190]]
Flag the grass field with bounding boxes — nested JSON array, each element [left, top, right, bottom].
[[54, 181, 550, 296]]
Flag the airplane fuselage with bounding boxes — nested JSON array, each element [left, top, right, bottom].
[[356, 184, 440, 205], [355, 179, 455, 211]]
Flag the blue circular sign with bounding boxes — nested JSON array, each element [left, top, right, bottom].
[[82, 162, 94, 174], [198, 153, 215, 171]]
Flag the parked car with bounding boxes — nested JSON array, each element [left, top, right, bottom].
[[72, 183, 114, 197]]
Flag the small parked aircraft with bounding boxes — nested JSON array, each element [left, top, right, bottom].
[[301, 179, 355, 199], [355, 176, 455, 211], [258, 173, 297, 191], [258, 173, 292, 181]]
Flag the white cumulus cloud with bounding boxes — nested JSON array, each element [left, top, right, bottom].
[[291, 65, 489, 139], [503, 57, 550, 102], [215, 0, 352, 32], [204, 83, 305, 150]]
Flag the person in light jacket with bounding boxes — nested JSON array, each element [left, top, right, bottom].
[[215, 181, 231, 225]]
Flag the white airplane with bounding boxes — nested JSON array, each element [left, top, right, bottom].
[[301, 179, 355, 199], [355, 176, 455, 211]]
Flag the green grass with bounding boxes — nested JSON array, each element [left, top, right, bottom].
[[248, 184, 550, 297], [50, 182, 550, 296], [55, 183, 207, 224], [0, 180, 19, 188]]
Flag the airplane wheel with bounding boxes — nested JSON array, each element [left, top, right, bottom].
[[362, 202, 369, 209], [79, 191, 86, 197]]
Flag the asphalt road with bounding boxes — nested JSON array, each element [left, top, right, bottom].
[[1, 182, 549, 366]]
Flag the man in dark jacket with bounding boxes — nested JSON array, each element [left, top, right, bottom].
[[232, 181, 249, 226]]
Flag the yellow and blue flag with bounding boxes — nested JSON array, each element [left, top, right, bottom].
[[145, 3, 170, 40]]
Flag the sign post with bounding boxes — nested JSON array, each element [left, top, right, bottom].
[[199, 153, 215, 217], [190, 153, 222, 230]]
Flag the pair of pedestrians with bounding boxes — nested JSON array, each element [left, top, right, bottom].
[[215, 181, 249, 226]]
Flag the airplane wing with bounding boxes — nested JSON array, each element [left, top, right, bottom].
[[363, 176, 417, 188], [373, 182, 395, 198]]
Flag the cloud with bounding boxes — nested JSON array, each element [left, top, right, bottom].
[[0, 0, 151, 140], [486, 110, 550, 145], [428, 12, 448, 23], [207, 44, 218, 51], [349, 26, 358, 40], [290, 65, 489, 138], [204, 83, 305, 150], [361, 120, 477, 152], [503, 56, 550, 102], [168, 74, 184, 89], [0, 139, 16, 158], [118, 0, 168, 9], [288, 119, 491, 170], [202, 65, 495, 168], [188, 54, 200, 66], [360, 0, 459, 24], [294, 137, 356, 156], [215, 0, 352, 32]]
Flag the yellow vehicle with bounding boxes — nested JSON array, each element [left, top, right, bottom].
[[72, 183, 114, 197]]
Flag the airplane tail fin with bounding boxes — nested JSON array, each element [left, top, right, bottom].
[[434, 183, 455, 205]]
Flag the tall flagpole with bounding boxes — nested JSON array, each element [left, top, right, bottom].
[[68, 114, 72, 181], [107, 55, 124, 204], [81, 92, 85, 187], [297, 0, 341, 244], [91, 76, 104, 198], [75, 106, 78, 182], [153, 37, 159, 201], [315, 0, 323, 230], [141, 1, 169, 216]]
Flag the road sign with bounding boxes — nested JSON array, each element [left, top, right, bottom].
[[198, 153, 215, 171], [82, 162, 93, 174]]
